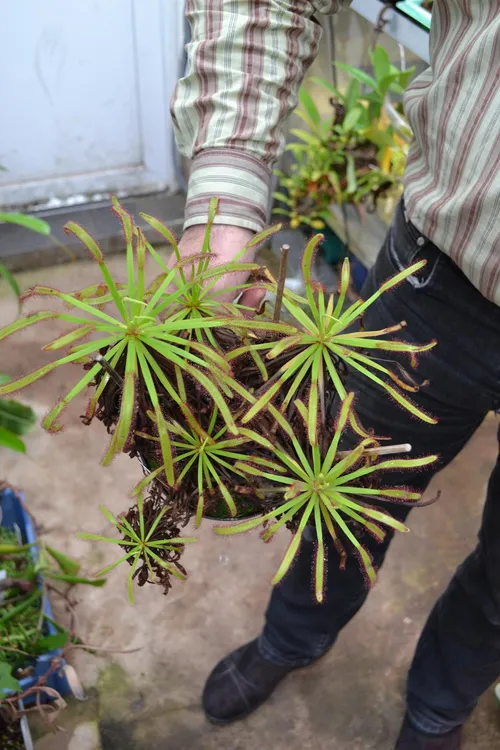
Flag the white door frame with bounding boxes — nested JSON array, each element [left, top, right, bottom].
[[0, 0, 184, 208]]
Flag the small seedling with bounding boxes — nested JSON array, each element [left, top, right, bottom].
[[78, 496, 196, 603]]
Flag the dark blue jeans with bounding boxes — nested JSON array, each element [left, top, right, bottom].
[[258, 198, 500, 736]]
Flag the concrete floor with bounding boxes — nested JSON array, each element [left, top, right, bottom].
[[1, 257, 500, 749]]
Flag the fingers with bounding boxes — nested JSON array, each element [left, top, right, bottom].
[[174, 222, 258, 301], [239, 287, 266, 311]]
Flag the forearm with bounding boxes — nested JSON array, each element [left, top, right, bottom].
[[171, 0, 349, 232]]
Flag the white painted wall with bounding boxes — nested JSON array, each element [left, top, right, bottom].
[[0, 0, 184, 208]]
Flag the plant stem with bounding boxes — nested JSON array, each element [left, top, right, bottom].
[[94, 354, 123, 387], [337, 443, 412, 458], [273, 244, 290, 323]]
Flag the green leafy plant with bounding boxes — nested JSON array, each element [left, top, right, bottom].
[[0, 213, 50, 302], [0, 195, 439, 602], [217, 394, 437, 601], [77, 496, 196, 604], [0, 199, 288, 474], [0, 523, 105, 683], [133, 404, 274, 526], [0, 507, 108, 746], [140, 211, 279, 344], [229, 240, 437, 439], [0, 376, 36, 454], [274, 46, 414, 228]]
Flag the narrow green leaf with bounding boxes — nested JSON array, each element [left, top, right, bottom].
[[310, 77, 344, 101], [111, 198, 136, 302], [0, 661, 21, 692], [65, 222, 103, 261], [342, 106, 363, 133], [76, 533, 129, 545], [272, 500, 314, 585], [102, 342, 137, 465], [0, 263, 21, 304], [215, 497, 300, 536], [340, 355, 438, 424], [370, 45, 391, 85], [127, 556, 140, 604], [98, 261, 130, 323], [33, 632, 69, 653], [0, 311, 58, 345], [93, 550, 139, 578], [0, 212, 50, 235], [332, 508, 377, 584], [48, 572, 107, 587], [333, 260, 426, 332], [45, 545, 81, 576], [334, 62, 377, 90], [244, 224, 282, 250], [43, 361, 105, 433], [290, 128, 322, 146], [0, 398, 36, 436], [299, 87, 322, 130], [43, 325, 93, 352], [20, 285, 125, 328], [322, 392, 355, 474], [0, 425, 26, 452], [144, 507, 169, 542], [314, 503, 325, 603]]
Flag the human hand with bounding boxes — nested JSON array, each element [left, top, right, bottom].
[[175, 223, 265, 308]]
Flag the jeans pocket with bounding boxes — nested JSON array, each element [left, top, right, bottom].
[[388, 216, 445, 292]]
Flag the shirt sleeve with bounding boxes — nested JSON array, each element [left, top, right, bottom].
[[171, 1, 350, 233]]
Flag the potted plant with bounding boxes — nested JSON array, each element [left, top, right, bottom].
[[0, 196, 438, 604], [0, 486, 106, 748], [274, 46, 415, 231]]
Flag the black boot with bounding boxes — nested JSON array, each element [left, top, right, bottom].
[[395, 716, 462, 749], [202, 639, 295, 724]]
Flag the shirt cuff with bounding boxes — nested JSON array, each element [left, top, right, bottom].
[[184, 149, 272, 234]]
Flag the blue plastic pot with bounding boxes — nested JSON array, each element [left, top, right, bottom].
[[0, 488, 70, 704]]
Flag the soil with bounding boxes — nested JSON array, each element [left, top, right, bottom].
[[0, 713, 24, 750]]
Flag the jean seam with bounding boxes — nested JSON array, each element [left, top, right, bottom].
[[415, 252, 444, 290], [389, 228, 444, 290]]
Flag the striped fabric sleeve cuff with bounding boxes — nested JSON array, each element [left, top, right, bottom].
[[183, 149, 272, 234]]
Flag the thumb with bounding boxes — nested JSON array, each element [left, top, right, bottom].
[[176, 223, 257, 303]]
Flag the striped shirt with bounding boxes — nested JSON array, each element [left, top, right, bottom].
[[171, 1, 500, 306]]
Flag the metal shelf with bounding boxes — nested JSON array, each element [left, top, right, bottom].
[[350, 0, 430, 63]]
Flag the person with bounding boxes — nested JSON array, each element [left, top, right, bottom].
[[170, 2, 500, 748]]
